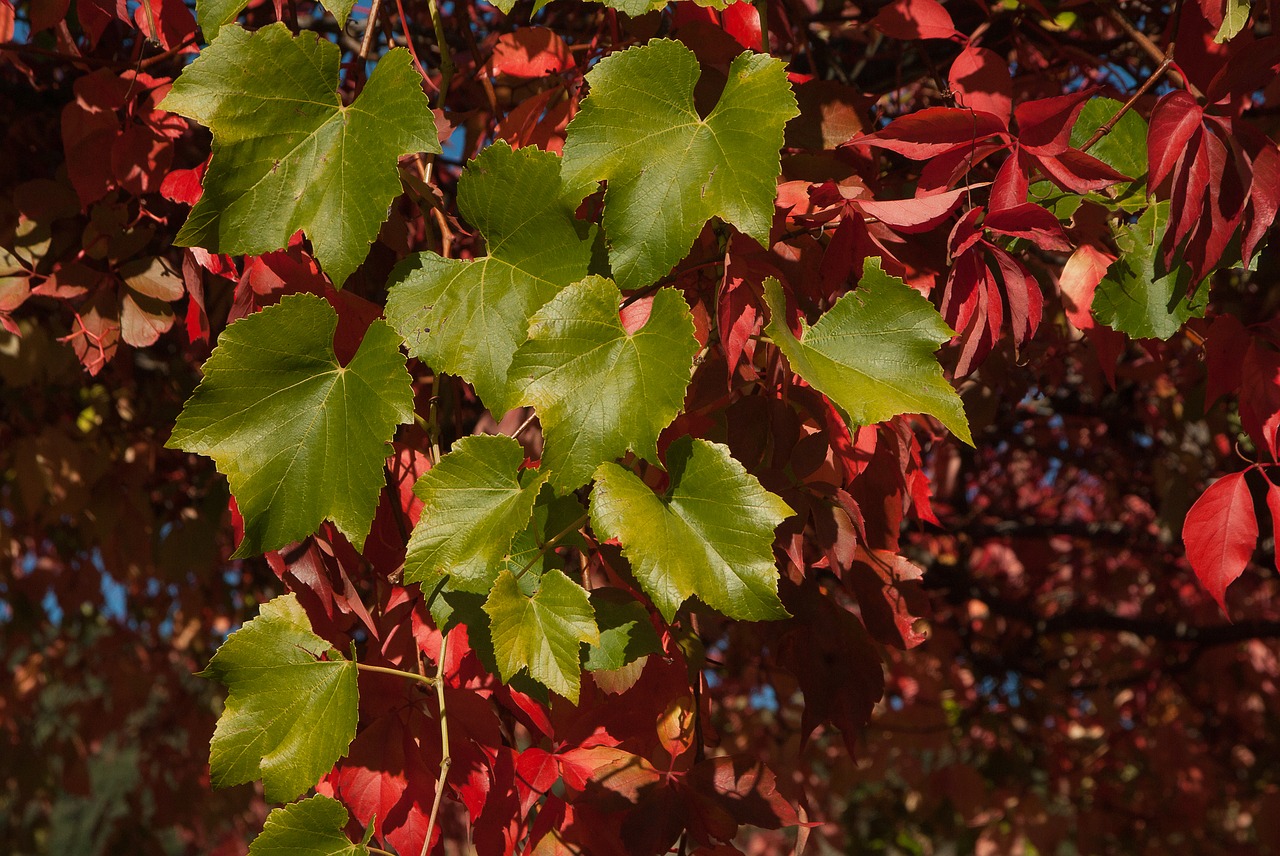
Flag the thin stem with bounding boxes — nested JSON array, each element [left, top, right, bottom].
[[1081, 57, 1171, 152], [359, 0, 384, 60], [1103, 2, 1203, 98], [506, 410, 538, 440], [421, 633, 451, 856], [393, 0, 432, 84], [369, 847, 396, 856], [356, 661, 437, 688], [426, 0, 455, 108], [514, 512, 590, 580], [426, 373, 443, 466]]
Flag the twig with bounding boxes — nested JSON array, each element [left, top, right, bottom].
[[1080, 57, 1171, 152], [421, 632, 451, 856], [1103, 2, 1203, 99], [356, 661, 436, 688], [506, 410, 538, 440], [393, 0, 432, 83], [426, 373, 443, 466], [426, 0, 455, 108], [514, 512, 590, 580], [359, 0, 384, 60]]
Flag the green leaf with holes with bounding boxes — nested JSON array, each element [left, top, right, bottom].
[[561, 39, 797, 289], [160, 24, 438, 287], [510, 276, 699, 492], [201, 595, 358, 803], [386, 142, 597, 412], [590, 437, 792, 622], [167, 294, 413, 556], [762, 258, 972, 444]]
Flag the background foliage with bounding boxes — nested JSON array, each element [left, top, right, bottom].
[[3, 0, 1280, 853]]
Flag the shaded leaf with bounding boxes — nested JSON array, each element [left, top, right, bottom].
[[1182, 471, 1257, 613], [763, 258, 972, 444], [583, 588, 662, 672]]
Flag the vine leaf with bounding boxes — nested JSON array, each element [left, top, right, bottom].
[[168, 294, 413, 557], [510, 276, 699, 492], [583, 588, 662, 672], [1092, 201, 1209, 340], [197, 0, 356, 41], [248, 795, 367, 856], [201, 595, 358, 803], [159, 24, 438, 287], [484, 568, 599, 702], [403, 435, 546, 595], [560, 39, 798, 289], [386, 142, 596, 413], [590, 437, 793, 622], [762, 258, 972, 444]]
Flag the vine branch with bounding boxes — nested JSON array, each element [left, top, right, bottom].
[[421, 632, 451, 856]]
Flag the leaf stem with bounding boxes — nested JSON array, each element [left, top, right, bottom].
[[1080, 57, 1171, 153], [358, 0, 384, 61], [426, 0, 455, 108], [368, 847, 396, 856], [356, 661, 436, 688], [514, 511, 590, 580], [421, 632, 451, 856]]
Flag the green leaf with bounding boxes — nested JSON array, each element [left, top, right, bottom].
[[196, 0, 356, 41], [403, 434, 545, 594], [1215, 0, 1250, 43], [168, 294, 413, 557], [1092, 201, 1209, 340], [505, 485, 587, 578], [590, 437, 792, 622], [583, 588, 661, 672], [160, 24, 438, 287], [560, 39, 798, 289], [510, 276, 699, 491], [386, 142, 596, 412], [1069, 97, 1148, 181], [484, 568, 599, 702], [248, 795, 366, 856], [201, 595, 358, 803], [762, 258, 972, 444]]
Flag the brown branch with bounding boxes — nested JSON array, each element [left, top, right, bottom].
[[1103, 2, 1203, 99], [1080, 56, 1171, 152], [359, 0, 385, 61]]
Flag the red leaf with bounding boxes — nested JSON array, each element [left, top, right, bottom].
[[1149, 91, 1204, 191], [988, 244, 1043, 345], [1014, 89, 1094, 152], [1058, 244, 1113, 331], [948, 45, 1013, 124], [1267, 480, 1280, 576], [984, 202, 1072, 251], [1204, 314, 1249, 407], [161, 160, 207, 206], [1029, 147, 1129, 193], [855, 186, 966, 233], [870, 0, 961, 41], [720, 2, 763, 51], [1182, 471, 1258, 613], [852, 107, 1006, 159], [490, 27, 573, 78], [988, 150, 1027, 212], [685, 756, 800, 830], [1243, 142, 1280, 265]]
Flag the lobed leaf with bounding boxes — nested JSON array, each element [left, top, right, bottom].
[[590, 437, 793, 622], [386, 142, 596, 413], [167, 294, 413, 557], [561, 39, 798, 289], [201, 595, 358, 803], [160, 24, 438, 287], [510, 276, 699, 492], [248, 795, 367, 856], [762, 258, 972, 444]]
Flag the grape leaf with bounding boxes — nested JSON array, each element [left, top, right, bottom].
[[197, 0, 356, 41], [583, 588, 661, 672], [590, 437, 793, 622], [1092, 201, 1209, 340], [560, 39, 798, 289], [403, 435, 546, 594], [201, 594, 358, 803], [484, 568, 599, 702], [168, 294, 413, 557], [159, 24, 438, 287], [386, 142, 596, 413], [248, 795, 367, 856], [510, 276, 698, 492], [762, 258, 972, 444], [1215, 0, 1251, 43]]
